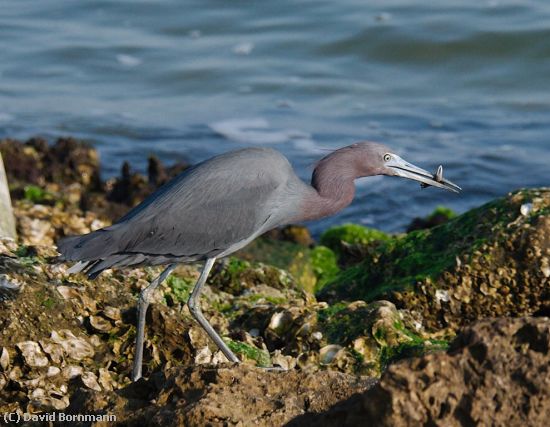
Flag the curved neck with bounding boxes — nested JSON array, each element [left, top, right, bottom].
[[298, 156, 356, 222]]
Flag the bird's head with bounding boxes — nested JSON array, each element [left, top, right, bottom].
[[353, 141, 461, 193]]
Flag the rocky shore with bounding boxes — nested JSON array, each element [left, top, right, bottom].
[[0, 137, 548, 426]]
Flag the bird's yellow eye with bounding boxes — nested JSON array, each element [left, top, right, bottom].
[[384, 154, 392, 162]]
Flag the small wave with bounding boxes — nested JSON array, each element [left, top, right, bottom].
[[209, 118, 323, 153], [116, 54, 142, 67], [232, 42, 254, 55], [0, 113, 14, 122]]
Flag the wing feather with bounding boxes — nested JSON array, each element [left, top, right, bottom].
[[58, 148, 292, 262]]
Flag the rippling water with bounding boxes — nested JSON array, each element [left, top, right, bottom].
[[1, 0, 549, 235]]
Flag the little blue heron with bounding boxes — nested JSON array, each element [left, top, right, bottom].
[[58, 142, 460, 380]]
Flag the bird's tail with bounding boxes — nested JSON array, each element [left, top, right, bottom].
[[57, 227, 146, 280], [57, 228, 118, 262]]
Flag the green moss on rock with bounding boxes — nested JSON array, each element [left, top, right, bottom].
[[428, 206, 457, 221], [320, 224, 389, 254], [166, 275, 194, 304], [310, 245, 340, 292], [316, 300, 448, 375], [226, 339, 271, 367], [318, 188, 550, 331]]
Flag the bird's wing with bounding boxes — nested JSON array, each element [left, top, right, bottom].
[[59, 149, 290, 262]]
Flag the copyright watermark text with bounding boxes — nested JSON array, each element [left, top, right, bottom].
[[3, 412, 116, 423]]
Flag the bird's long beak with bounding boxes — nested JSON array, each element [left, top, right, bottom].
[[385, 155, 461, 193]]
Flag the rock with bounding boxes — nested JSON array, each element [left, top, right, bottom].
[[79, 372, 101, 392], [0, 274, 22, 302], [65, 364, 376, 426], [50, 330, 94, 361], [406, 206, 457, 232], [1, 135, 548, 425], [0, 347, 9, 371], [63, 365, 84, 380], [263, 224, 315, 246], [88, 315, 113, 333], [319, 344, 343, 364], [319, 189, 550, 331], [46, 366, 61, 377], [296, 317, 550, 427], [16, 341, 49, 368], [0, 153, 16, 239], [0, 137, 101, 194]]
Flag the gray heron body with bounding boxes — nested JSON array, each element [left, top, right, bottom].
[[58, 142, 460, 380]]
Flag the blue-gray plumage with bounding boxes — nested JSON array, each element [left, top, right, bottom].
[[60, 148, 308, 277], [58, 142, 460, 381]]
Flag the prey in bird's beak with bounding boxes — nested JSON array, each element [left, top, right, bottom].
[[384, 154, 461, 193]]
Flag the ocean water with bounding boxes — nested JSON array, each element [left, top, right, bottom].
[[1, 0, 549, 235]]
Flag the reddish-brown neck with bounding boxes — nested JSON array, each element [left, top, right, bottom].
[[299, 152, 357, 222]]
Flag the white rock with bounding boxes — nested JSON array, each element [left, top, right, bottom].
[[16, 341, 48, 367], [195, 346, 213, 364], [80, 372, 101, 391], [435, 289, 450, 303], [46, 366, 61, 377], [0, 347, 9, 370]]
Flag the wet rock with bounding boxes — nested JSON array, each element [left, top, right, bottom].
[[106, 156, 190, 209], [406, 206, 457, 232], [0, 152, 16, 239], [1, 135, 548, 425], [66, 364, 376, 426], [301, 317, 550, 427], [0, 137, 101, 194], [319, 223, 390, 266], [263, 224, 315, 246], [319, 189, 550, 332], [235, 239, 339, 294]]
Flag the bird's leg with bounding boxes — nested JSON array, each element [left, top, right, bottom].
[[133, 263, 177, 381], [188, 258, 240, 363]]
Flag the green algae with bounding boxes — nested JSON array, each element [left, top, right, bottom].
[[317, 302, 368, 345], [428, 206, 457, 221], [310, 245, 340, 292], [226, 339, 271, 367], [234, 236, 341, 294], [41, 297, 56, 309], [317, 301, 449, 374], [317, 193, 527, 302], [13, 245, 41, 268], [246, 294, 287, 305], [379, 339, 449, 369], [209, 257, 294, 295], [23, 185, 55, 204], [236, 238, 317, 293], [320, 224, 389, 254], [166, 275, 194, 304]]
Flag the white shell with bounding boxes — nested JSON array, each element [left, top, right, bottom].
[[520, 203, 533, 216], [319, 344, 343, 365], [16, 341, 48, 368]]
